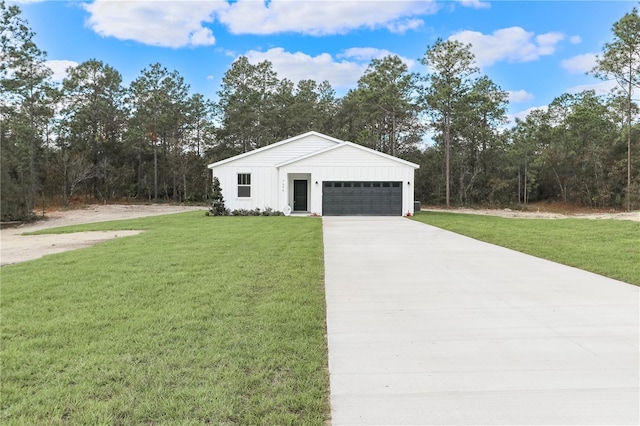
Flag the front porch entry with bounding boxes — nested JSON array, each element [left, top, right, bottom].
[[293, 179, 308, 212]]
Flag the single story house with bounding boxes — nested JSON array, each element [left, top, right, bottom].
[[207, 131, 419, 216]]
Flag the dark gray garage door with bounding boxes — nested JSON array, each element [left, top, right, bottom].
[[322, 181, 402, 216]]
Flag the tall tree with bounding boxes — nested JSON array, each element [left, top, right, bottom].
[[354, 55, 422, 156], [216, 57, 278, 153], [316, 80, 338, 134], [182, 93, 215, 201], [185, 93, 215, 157], [454, 75, 508, 204], [592, 7, 640, 210], [509, 109, 551, 205], [59, 59, 126, 201], [421, 39, 479, 207], [564, 91, 618, 207], [128, 63, 190, 200], [0, 0, 55, 220]]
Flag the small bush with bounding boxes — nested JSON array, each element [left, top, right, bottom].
[[262, 207, 284, 216], [231, 207, 284, 216]]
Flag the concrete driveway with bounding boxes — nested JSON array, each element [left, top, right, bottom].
[[322, 217, 639, 425]]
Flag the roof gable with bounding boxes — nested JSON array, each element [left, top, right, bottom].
[[208, 131, 343, 168], [276, 141, 419, 169]]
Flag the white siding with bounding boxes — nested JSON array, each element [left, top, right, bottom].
[[211, 135, 419, 216], [218, 135, 338, 167], [212, 166, 278, 211], [285, 144, 410, 167], [278, 144, 417, 215]]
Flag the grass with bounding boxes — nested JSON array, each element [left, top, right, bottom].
[[1, 212, 329, 425], [412, 211, 640, 286]]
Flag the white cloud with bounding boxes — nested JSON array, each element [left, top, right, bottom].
[[508, 105, 549, 125], [243, 46, 416, 91], [567, 79, 618, 95], [386, 18, 424, 34], [456, 0, 491, 9], [217, 0, 437, 36], [535, 32, 564, 55], [338, 48, 415, 68], [561, 53, 597, 74], [216, 48, 237, 58], [81, 0, 437, 48], [570, 35, 582, 44], [46, 60, 78, 82], [244, 48, 367, 90], [508, 90, 534, 103], [450, 27, 565, 67], [83, 0, 223, 48]]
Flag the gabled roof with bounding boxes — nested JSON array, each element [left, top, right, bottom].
[[275, 141, 420, 169], [207, 131, 343, 168]]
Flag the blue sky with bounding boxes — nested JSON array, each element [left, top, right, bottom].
[[14, 0, 635, 122]]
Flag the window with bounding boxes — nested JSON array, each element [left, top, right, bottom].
[[237, 173, 251, 197]]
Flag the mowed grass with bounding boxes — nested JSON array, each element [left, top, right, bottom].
[[1, 212, 329, 425], [412, 211, 640, 286]]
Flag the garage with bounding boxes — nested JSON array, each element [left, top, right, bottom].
[[322, 181, 402, 216]]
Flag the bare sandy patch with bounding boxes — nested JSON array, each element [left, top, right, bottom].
[[1, 204, 205, 266], [422, 207, 640, 221], [1, 231, 143, 266]]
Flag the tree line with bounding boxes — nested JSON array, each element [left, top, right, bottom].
[[1, 1, 638, 221]]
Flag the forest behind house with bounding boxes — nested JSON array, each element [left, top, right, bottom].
[[1, 1, 639, 221]]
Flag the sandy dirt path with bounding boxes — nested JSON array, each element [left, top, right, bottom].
[[1, 205, 204, 266], [422, 207, 640, 221]]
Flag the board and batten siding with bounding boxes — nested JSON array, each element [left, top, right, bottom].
[[220, 135, 339, 167], [209, 133, 419, 215], [278, 144, 417, 215], [213, 166, 279, 212], [210, 134, 339, 211]]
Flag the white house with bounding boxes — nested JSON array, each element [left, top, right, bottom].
[[207, 131, 419, 216]]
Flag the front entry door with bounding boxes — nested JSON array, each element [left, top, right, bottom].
[[293, 180, 308, 212]]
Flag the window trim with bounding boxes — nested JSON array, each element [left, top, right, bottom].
[[237, 173, 251, 198]]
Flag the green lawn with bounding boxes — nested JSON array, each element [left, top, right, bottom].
[[1, 213, 329, 425], [412, 211, 640, 286]]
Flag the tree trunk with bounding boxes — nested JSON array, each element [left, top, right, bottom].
[[444, 114, 451, 207], [391, 112, 396, 157], [153, 143, 158, 201], [518, 167, 521, 204], [627, 75, 632, 212], [524, 157, 528, 205]]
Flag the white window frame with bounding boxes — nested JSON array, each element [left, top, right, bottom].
[[237, 173, 251, 198]]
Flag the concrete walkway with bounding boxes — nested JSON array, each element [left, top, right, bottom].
[[322, 217, 639, 425]]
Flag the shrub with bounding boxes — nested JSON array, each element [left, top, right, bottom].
[[230, 207, 284, 216], [209, 177, 230, 216]]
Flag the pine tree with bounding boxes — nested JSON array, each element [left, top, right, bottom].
[[209, 176, 228, 216], [1, 0, 55, 220], [592, 7, 640, 211]]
